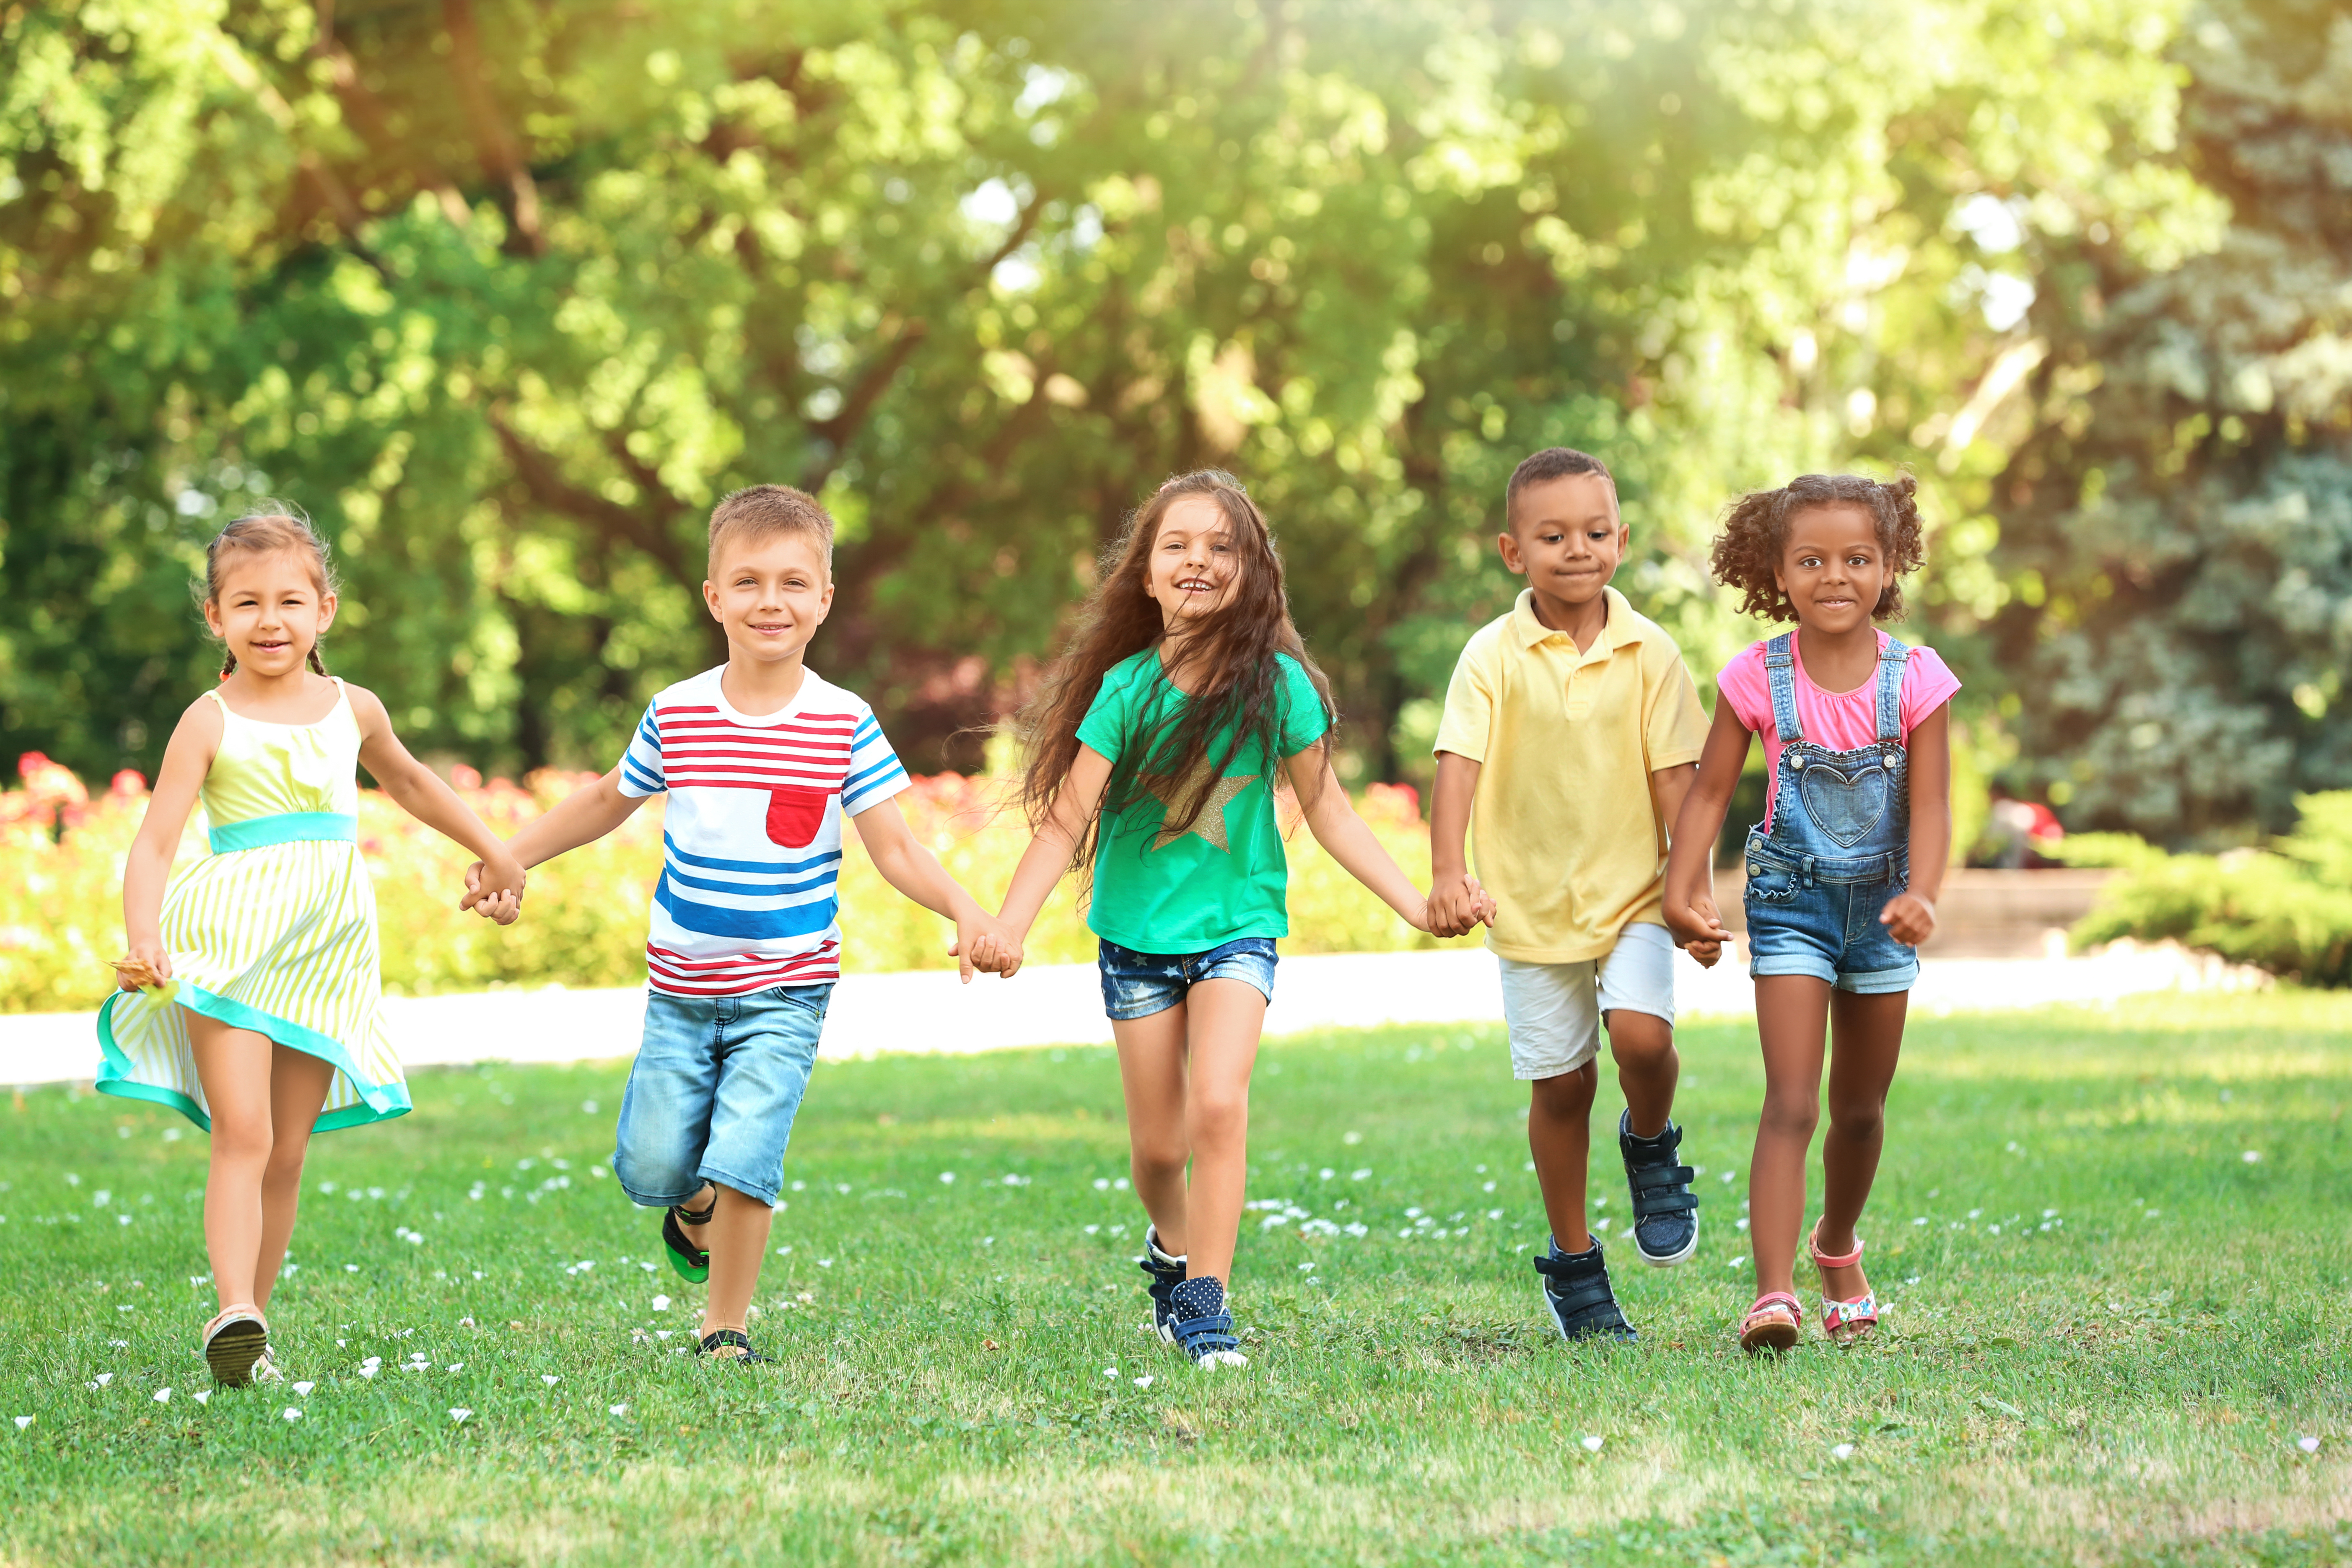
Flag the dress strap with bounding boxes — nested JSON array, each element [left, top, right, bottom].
[[1763, 633, 1802, 744], [1875, 637, 1911, 743]]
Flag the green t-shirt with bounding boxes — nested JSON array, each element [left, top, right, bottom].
[[1075, 649, 1331, 953]]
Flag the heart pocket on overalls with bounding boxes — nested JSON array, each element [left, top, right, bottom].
[[764, 787, 830, 849], [1797, 762, 1888, 848]]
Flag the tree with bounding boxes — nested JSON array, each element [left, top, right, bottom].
[[1988, 0, 2352, 843]]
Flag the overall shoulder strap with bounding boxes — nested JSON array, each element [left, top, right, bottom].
[[1763, 633, 1802, 743], [1875, 637, 1911, 743]]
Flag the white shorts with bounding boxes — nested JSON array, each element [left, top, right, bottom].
[[1497, 922, 1678, 1081]]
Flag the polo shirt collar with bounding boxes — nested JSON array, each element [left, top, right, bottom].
[[1511, 585, 1637, 652]]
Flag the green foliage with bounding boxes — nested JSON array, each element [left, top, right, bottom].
[[2069, 790, 2352, 984], [3, 1000, 2348, 1563], [1989, 0, 2352, 843], [1, 0, 2214, 791]]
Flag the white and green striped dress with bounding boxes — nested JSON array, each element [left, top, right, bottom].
[[97, 680, 409, 1132]]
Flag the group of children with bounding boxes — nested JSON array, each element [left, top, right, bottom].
[[99, 448, 1955, 1385]]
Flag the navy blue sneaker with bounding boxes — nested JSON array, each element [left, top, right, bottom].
[[1533, 1236, 1636, 1342], [1168, 1275, 1249, 1368], [1138, 1227, 1186, 1342], [1618, 1109, 1699, 1267]]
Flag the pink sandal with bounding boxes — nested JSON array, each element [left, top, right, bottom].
[[1739, 1291, 1803, 1353], [1807, 1222, 1879, 1344]]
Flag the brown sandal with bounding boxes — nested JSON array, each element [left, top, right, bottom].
[[202, 1304, 270, 1386]]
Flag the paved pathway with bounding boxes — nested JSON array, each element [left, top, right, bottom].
[[0, 940, 2267, 1088]]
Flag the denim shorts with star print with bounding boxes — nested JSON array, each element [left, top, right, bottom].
[[1097, 937, 1278, 1021]]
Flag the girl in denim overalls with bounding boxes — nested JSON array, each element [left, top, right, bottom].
[[1662, 474, 1960, 1353]]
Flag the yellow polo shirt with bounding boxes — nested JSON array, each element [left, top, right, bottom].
[[1434, 586, 1708, 963]]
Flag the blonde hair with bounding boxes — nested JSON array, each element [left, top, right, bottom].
[[708, 484, 835, 578], [204, 505, 338, 677]]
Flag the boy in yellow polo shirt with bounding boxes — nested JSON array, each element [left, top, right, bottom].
[[1426, 446, 1712, 1342]]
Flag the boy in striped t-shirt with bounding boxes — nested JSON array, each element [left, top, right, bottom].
[[475, 484, 1013, 1362]]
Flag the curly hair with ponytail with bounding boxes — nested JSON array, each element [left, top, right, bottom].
[[1709, 472, 1927, 622], [202, 505, 340, 677]]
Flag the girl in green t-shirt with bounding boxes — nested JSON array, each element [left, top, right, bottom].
[[985, 469, 1486, 1368]]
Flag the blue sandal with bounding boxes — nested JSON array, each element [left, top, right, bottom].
[[1138, 1227, 1187, 1343]]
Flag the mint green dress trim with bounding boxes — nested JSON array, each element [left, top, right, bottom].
[[207, 811, 358, 854], [96, 987, 413, 1133]]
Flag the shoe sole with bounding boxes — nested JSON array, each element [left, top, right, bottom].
[[664, 1244, 710, 1285], [205, 1319, 268, 1386], [1539, 1281, 1636, 1343], [1741, 1321, 1800, 1354], [1633, 1218, 1700, 1269]]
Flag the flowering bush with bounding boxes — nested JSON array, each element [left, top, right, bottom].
[[0, 756, 1475, 1013]]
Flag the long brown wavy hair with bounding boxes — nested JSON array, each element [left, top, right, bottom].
[[1015, 470, 1335, 875]]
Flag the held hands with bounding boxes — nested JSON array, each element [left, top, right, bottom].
[[459, 856, 527, 926], [1423, 873, 1499, 938], [950, 912, 1024, 982], [1663, 889, 1731, 970], [1880, 891, 1937, 947]]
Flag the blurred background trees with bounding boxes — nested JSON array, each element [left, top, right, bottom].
[[3, 0, 2344, 847]]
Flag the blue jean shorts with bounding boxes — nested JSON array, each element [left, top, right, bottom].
[[1097, 938, 1278, 1020], [613, 983, 830, 1209], [1744, 856, 1920, 994]]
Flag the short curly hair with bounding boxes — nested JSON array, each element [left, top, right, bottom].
[[1709, 472, 1927, 622]]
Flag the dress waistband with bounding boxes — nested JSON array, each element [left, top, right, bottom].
[[208, 811, 358, 855]]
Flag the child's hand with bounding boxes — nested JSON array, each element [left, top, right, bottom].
[[1880, 891, 1937, 947], [110, 941, 171, 992], [950, 914, 1020, 981], [1665, 890, 1731, 956], [1424, 873, 1489, 938], [461, 856, 527, 924], [1682, 937, 1724, 970]]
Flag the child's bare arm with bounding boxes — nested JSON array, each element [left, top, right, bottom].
[[1426, 752, 1492, 938], [848, 796, 1010, 983], [118, 700, 223, 988], [1883, 704, 1951, 947], [347, 686, 527, 919], [1662, 703, 1751, 954], [994, 746, 1114, 966], [1286, 748, 1446, 933], [1648, 760, 1720, 963]]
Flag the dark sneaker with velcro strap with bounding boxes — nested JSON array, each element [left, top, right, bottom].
[[1533, 1236, 1636, 1342], [1138, 1226, 1187, 1343], [1618, 1109, 1700, 1267], [1169, 1275, 1249, 1368]]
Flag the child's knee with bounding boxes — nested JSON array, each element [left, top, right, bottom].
[[1827, 1097, 1885, 1144], [1760, 1089, 1819, 1138], [210, 1107, 272, 1163], [1530, 1062, 1597, 1117], [1605, 1010, 1675, 1067], [613, 1144, 702, 1207]]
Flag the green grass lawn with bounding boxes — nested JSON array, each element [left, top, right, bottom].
[[2, 992, 2349, 1566]]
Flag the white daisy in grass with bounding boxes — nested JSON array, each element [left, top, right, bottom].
[[13, 1418, 31, 1430], [1133, 1375, 1154, 1388], [609, 1403, 629, 1416], [445, 1364, 464, 1374], [449, 1408, 472, 1423], [191, 1392, 210, 1407], [1831, 1444, 1855, 1460], [291, 1381, 314, 1397], [651, 1295, 671, 1311], [91, 1374, 114, 1388], [282, 1408, 302, 1422], [1102, 1366, 1118, 1379], [2243, 1150, 2262, 1164], [152, 1389, 171, 1405], [939, 1172, 957, 1184], [817, 1260, 833, 1269], [2297, 1436, 2321, 1454], [1579, 1435, 1603, 1453], [542, 1375, 560, 1386]]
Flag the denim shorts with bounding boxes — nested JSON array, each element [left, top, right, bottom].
[[1097, 938, 1278, 1020], [1743, 855, 1919, 994], [612, 983, 830, 1209]]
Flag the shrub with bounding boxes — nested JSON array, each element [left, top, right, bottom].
[[2063, 792, 2352, 987], [0, 757, 1477, 1014]]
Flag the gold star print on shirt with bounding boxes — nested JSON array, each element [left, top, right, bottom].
[[1139, 771, 1258, 853]]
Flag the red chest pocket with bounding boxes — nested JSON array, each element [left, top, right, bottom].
[[765, 787, 831, 850]]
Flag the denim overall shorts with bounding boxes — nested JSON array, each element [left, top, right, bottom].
[[1741, 633, 1920, 993]]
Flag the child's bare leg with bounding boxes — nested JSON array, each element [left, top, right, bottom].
[[1604, 1009, 1678, 1138], [186, 1011, 276, 1313], [1750, 975, 1832, 1299], [253, 1043, 335, 1312], [697, 1185, 775, 1338], [1528, 1062, 1597, 1252], [1113, 1003, 1194, 1257], [1815, 990, 1907, 1299], [1170, 978, 1265, 1282]]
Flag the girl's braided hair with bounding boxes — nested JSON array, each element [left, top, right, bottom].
[[202, 504, 339, 677], [1709, 472, 1927, 622]]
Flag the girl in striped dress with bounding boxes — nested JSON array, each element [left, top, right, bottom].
[[103, 508, 526, 1387]]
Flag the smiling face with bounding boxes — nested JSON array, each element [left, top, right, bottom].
[[1499, 472, 1626, 614], [1774, 503, 1888, 633], [1143, 495, 1242, 629], [204, 550, 336, 677], [703, 531, 834, 668]]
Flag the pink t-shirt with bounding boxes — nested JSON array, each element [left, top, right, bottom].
[[1716, 630, 1961, 832]]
